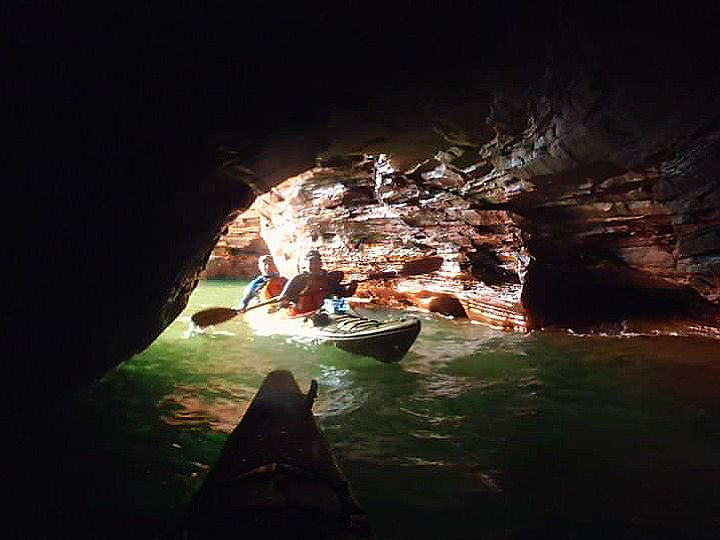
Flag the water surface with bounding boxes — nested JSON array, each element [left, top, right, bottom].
[[16, 281, 720, 539]]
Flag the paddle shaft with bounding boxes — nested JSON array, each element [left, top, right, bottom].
[[245, 296, 282, 313]]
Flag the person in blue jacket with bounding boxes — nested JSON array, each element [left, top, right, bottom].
[[239, 255, 287, 312]]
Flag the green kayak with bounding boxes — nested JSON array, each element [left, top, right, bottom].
[[169, 370, 375, 539], [245, 298, 421, 363]]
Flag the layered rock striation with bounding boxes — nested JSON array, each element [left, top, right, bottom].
[[218, 73, 720, 337], [11, 5, 720, 416], [202, 207, 270, 280]]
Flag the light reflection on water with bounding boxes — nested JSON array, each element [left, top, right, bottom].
[[52, 281, 720, 539], [158, 382, 253, 433]]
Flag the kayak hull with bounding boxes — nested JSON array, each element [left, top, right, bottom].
[[169, 370, 375, 540], [318, 314, 421, 363], [245, 300, 420, 363]]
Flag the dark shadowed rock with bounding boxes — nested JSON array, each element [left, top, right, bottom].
[[6, 5, 720, 416]]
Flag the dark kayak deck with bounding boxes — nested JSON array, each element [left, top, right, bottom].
[[169, 370, 375, 539], [322, 314, 421, 363], [247, 300, 422, 363]]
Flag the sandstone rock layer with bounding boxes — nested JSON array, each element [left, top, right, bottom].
[[212, 77, 720, 337]]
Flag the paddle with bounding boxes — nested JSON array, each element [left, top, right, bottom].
[[189, 255, 444, 328], [190, 296, 281, 328]]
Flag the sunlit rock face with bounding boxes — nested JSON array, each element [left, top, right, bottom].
[[216, 70, 720, 336], [202, 207, 270, 279], [248, 159, 528, 330]]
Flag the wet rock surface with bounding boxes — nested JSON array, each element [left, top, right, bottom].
[[202, 207, 270, 280], [8, 5, 720, 413], [213, 74, 720, 337]]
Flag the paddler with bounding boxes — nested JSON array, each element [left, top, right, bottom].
[[277, 249, 358, 315], [239, 255, 288, 312]]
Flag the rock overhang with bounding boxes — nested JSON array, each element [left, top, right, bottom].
[[8, 5, 720, 413]]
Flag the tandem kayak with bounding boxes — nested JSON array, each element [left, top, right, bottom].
[[169, 370, 375, 540], [244, 298, 421, 363]]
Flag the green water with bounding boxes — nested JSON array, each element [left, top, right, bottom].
[[16, 281, 720, 539]]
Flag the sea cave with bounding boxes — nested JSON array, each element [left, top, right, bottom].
[[6, 5, 720, 539]]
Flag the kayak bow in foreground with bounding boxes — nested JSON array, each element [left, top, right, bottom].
[[168, 369, 375, 540]]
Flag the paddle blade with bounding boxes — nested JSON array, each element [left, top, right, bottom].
[[191, 307, 240, 328]]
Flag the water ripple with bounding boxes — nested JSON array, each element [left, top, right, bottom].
[[157, 382, 252, 433], [314, 387, 369, 418], [409, 430, 454, 440], [399, 406, 465, 425]]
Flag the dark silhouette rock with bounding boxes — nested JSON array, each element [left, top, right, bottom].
[[6, 5, 720, 415]]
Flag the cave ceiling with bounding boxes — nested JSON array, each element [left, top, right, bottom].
[[7, 5, 720, 411]]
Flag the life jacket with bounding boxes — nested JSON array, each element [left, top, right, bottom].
[[259, 276, 286, 301], [291, 273, 334, 315]]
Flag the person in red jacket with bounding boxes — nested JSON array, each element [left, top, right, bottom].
[[277, 250, 358, 315]]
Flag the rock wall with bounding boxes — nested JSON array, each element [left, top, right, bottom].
[[226, 73, 720, 337], [10, 4, 720, 417], [248, 159, 528, 330], [201, 207, 270, 280]]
